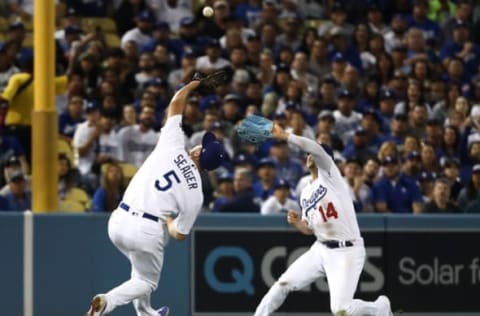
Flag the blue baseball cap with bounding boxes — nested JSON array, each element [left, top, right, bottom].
[[338, 89, 353, 98], [200, 132, 226, 171], [84, 100, 99, 113], [200, 95, 221, 111], [180, 16, 195, 27], [382, 155, 398, 165], [154, 21, 170, 31], [274, 179, 290, 189], [258, 157, 276, 168], [407, 151, 421, 160], [218, 172, 233, 182], [233, 153, 256, 166], [332, 52, 346, 63], [380, 89, 396, 101], [137, 10, 156, 22]]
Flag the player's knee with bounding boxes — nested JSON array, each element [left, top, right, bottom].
[[277, 280, 294, 293]]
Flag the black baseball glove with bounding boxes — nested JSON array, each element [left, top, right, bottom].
[[192, 70, 228, 94]]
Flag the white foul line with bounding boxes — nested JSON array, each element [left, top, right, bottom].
[[23, 211, 33, 316]]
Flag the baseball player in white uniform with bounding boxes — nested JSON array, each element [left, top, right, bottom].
[[85, 80, 226, 316], [254, 123, 393, 316]]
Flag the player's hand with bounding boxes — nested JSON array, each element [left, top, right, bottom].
[[287, 210, 301, 225], [271, 122, 288, 141]]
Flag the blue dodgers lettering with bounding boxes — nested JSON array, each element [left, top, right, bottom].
[[174, 154, 198, 189], [204, 246, 254, 295], [302, 185, 328, 216]]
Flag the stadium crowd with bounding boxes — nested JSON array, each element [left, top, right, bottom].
[[1, 0, 480, 214]]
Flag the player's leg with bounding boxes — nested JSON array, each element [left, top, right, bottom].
[[103, 217, 166, 315], [323, 244, 391, 316], [254, 242, 324, 316]]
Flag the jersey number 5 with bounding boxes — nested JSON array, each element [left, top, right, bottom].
[[318, 202, 338, 222], [155, 170, 180, 191]]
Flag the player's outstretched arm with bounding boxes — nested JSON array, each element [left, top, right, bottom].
[[271, 123, 333, 171], [287, 210, 313, 235], [166, 81, 200, 119]]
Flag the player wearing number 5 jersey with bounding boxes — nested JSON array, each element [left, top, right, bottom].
[[85, 80, 226, 316], [254, 123, 393, 316]]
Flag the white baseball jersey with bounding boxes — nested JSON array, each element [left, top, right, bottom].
[[117, 125, 159, 168], [289, 134, 361, 241], [72, 120, 97, 175], [121, 115, 203, 235]]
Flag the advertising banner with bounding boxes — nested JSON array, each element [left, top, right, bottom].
[[192, 229, 480, 315]]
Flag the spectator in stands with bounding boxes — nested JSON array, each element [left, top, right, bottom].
[[168, 50, 196, 89], [72, 100, 100, 188], [219, 167, 260, 212], [0, 155, 29, 195], [318, 1, 354, 39], [333, 89, 362, 144], [152, 0, 193, 34], [115, 0, 150, 36], [201, 0, 230, 39], [1, 55, 68, 163], [117, 105, 158, 168], [385, 14, 408, 53], [261, 179, 300, 215], [58, 94, 85, 142], [0, 42, 20, 93], [252, 157, 277, 201], [443, 0, 473, 43], [406, 0, 442, 48], [269, 139, 304, 186], [342, 127, 376, 165], [440, 20, 480, 80], [277, 15, 302, 52], [424, 178, 461, 213], [457, 164, 480, 209], [135, 51, 156, 88], [441, 158, 463, 202], [121, 9, 156, 50], [372, 155, 423, 213], [308, 38, 331, 79], [420, 141, 441, 174], [343, 158, 371, 212], [91, 163, 125, 212], [190, 110, 219, 147], [211, 173, 235, 212], [120, 104, 137, 128], [195, 38, 230, 72], [402, 150, 422, 181], [418, 170, 437, 203], [2, 170, 31, 211]]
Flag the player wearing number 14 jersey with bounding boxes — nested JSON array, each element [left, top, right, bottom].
[[85, 80, 226, 316], [254, 123, 393, 316]]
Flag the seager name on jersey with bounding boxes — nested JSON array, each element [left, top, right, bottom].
[[303, 184, 328, 215], [174, 154, 198, 189]]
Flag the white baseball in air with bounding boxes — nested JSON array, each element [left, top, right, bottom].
[[203, 6, 214, 18]]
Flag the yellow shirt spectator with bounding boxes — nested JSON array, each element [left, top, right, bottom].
[[2, 73, 68, 126]]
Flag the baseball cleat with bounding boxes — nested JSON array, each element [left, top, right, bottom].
[[376, 295, 393, 316], [157, 306, 170, 316], [85, 294, 107, 316]]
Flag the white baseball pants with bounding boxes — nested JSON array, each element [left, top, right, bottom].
[[254, 239, 385, 316], [102, 209, 166, 316]]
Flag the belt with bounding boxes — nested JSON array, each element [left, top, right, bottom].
[[321, 240, 353, 249], [119, 202, 159, 222]]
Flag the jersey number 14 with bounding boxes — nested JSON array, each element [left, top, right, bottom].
[[318, 202, 338, 222]]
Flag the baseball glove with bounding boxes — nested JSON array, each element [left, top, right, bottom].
[[237, 114, 273, 144], [192, 70, 228, 94]]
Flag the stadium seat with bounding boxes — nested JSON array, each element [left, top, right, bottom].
[[81, 17, 117, 33], [57, 138, 75, 164], [63, 187, 91, 211], [304, 19, 327, 29], [101, 162, 137, 186], [23, 32, 33, 48], [0, 17, 8, 32], [58, 199, 88, 212], [105, 32, 121, 48]]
